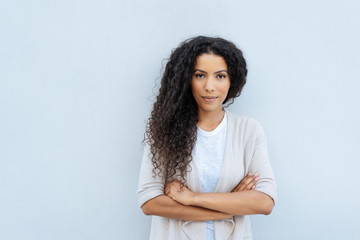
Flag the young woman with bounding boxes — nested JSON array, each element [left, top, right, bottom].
[[137, 36, 277, 240]]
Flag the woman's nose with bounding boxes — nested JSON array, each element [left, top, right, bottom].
[[205, 79, 215, 92]]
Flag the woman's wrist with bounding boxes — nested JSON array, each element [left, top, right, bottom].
[[190, 192, 200, 206], [190, 193, 233, 219]]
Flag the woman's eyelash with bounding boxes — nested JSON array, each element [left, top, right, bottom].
[[194, 73, 227, 78], [195, 73, 205, 78]]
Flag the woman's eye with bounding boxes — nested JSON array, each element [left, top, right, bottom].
[[217, 75, 226, 79], [195, 74, 205, 78]]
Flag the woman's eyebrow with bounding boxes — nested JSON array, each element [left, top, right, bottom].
[[194, 69, 228, 73], [214, 70, 228, 74], [193, 69, 207, 73]]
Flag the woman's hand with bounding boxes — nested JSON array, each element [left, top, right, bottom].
[[165, 180, 195, 206], [165, 172, 259, 205], [231, 172, 260, 193]]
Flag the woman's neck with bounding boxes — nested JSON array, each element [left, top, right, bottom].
[[197, 109, 225, 132]]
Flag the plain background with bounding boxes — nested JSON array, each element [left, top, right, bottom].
[[1, 0, 360, 239]]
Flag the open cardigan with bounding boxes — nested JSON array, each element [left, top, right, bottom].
[[137, 111, 277, 240]]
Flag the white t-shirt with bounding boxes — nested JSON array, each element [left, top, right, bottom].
[[192, 112, 228, 240]]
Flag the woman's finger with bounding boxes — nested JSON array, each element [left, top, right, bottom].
[[238, 172, 253, 185], [244, 176, 260, 190], [245, 174, 259, 190], [235, 172, 253, 191], [164, 182, 173, 195], [239, 173, 259, 191], [232, 172, 255, 192]]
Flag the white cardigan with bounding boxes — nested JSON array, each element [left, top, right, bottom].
[[137, 111, 277, 240]]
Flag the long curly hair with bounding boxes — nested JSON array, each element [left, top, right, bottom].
[[145, 36, 248, 183]]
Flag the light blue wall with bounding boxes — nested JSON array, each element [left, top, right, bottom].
[[1, 0, 359, 239]]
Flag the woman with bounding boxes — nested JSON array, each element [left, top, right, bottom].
[[137, 36, 277, 240]]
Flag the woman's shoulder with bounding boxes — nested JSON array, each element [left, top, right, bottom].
[[226, 111, 263, 131], [225, 110, 266, 141]]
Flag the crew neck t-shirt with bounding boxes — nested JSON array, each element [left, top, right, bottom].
[[192, 112, 228, 240]]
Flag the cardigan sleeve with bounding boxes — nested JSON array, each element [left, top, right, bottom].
[[136, 144, 165, 208], [248, 121, 277, 204]]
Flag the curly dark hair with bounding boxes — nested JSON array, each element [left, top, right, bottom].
[[145, 36, 248, 184]]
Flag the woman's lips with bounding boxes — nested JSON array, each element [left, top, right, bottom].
[[202, 96, 218, 102]]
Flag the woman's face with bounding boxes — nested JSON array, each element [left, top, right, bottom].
[[191, 53, 230, 115]]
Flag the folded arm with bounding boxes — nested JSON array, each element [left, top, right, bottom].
[[141, 195, 232, 221], [165, 178, 274, 216], [140, 169, 261, 221], [192, 190, 274, 215]]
